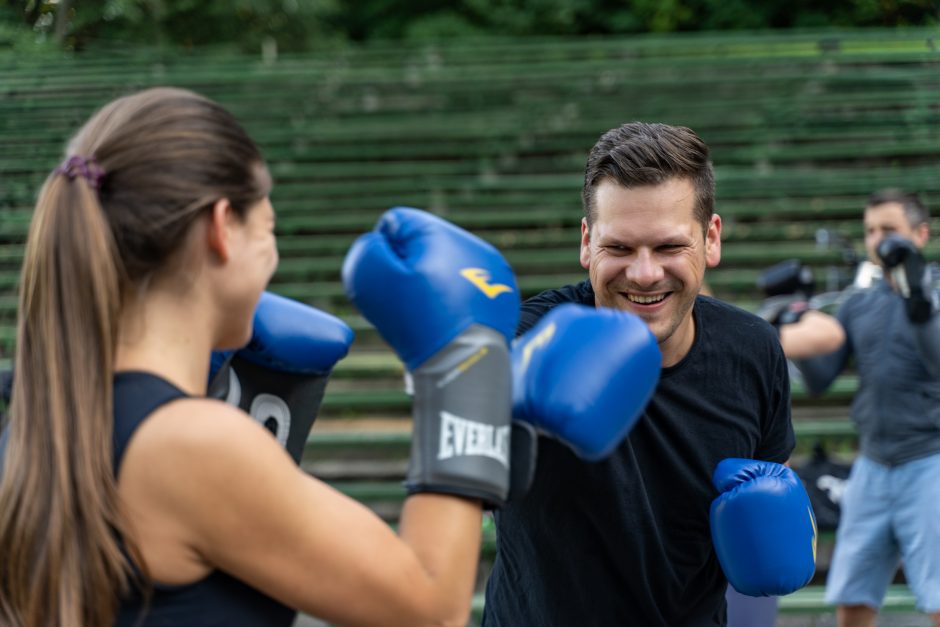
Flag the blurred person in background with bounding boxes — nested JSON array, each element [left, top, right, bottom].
[[783, 189, 940, 627]]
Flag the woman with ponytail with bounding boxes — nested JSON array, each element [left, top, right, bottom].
[[0, 87, 496, 627]]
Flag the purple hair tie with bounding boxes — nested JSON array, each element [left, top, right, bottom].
[[55, 155, 106, 190]]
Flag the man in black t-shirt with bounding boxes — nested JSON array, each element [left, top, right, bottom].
[[482, 122, 797, 626]]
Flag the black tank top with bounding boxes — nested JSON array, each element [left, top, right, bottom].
[[0, 372, 298, 626], [113, 371, 297, 627]]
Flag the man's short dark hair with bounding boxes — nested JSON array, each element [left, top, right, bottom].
[[866, 188, 930, 228], [581, 122, 715, 232]]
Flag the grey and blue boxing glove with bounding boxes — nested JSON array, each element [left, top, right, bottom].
[[208, 291, 354, 464], [342, 207, 520, 506]]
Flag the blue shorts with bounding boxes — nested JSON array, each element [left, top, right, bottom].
[[825, 453, 940, 612]]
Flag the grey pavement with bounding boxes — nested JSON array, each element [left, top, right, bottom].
[[777, 614, 934, 627], [297, 612, 936, 626]]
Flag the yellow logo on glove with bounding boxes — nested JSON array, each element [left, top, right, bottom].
[[809, 506, 818, 564], [460, 268, 514, 299], [520, 322, 556, 372]]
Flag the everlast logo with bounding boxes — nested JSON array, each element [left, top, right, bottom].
[[460, 268, 514, 299], [519, 321, 556, 371], [809, 506, 818, 563], [438, 411, 510, 467]]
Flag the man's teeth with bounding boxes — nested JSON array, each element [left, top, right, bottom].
[[627, 293, 667, 304]]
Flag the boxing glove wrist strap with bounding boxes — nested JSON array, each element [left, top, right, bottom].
[[891, 264, 937, 324], [405, 325, 512, 506]]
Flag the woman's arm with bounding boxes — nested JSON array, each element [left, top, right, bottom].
[[120, 399, 482, 627]]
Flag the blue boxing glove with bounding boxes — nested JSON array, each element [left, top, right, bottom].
[[342, 207, 520, 506], [710, 458, 817, 597], [512, 303, 661, 460], [208, 291, 354, 464]]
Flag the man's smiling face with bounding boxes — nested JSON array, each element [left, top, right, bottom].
[[579, 177, 721, 366]]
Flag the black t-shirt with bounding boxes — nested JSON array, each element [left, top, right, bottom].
[[483, 281, 794, 627]]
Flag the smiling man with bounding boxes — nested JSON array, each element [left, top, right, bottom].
[[483, 122, 798, 626], [580, 176, 720, 366]]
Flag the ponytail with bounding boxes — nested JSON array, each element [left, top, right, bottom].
[[0, 170, 136, 626], [0, 86, 270, 626]]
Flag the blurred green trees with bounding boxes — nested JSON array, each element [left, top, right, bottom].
[[1, 0, 937, 54], [0, 0, 341, 53]]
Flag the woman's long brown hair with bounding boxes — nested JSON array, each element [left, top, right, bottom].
[[0, 87, 270, 627]]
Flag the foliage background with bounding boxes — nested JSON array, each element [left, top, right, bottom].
[[1, 0, 938, 55]]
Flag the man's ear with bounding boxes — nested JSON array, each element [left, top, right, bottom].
[[913, 221, 929, 249], [705, 213, 722, 268], [206, 198, 234, 263], [579, 218, 592, 270]]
